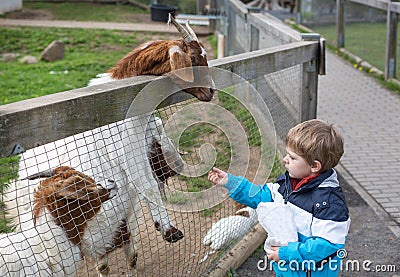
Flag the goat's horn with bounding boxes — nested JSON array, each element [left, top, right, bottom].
[[168, 13, 192, 43], [185, 20, 199, 42], [24, 169, 56, 180]]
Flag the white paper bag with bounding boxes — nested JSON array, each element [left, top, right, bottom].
[[256, 202, 298, 254]]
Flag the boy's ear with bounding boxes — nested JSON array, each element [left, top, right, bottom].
[[311, 160, 322, 173]]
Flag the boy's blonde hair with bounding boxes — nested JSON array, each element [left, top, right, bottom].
[[286, 119, 344, 173]]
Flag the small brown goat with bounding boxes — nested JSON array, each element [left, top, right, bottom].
[[32, 166, 114, 246], [0, 166, 115, 276], [98, 14, 215, 102]]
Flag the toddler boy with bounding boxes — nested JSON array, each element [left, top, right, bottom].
[[208, 119, 350, 276]]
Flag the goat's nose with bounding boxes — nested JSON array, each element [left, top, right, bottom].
[[209, 87, 215, 96], [107, 184, 119, 198]]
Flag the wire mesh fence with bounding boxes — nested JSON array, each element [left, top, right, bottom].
[[300, 0, 399, 80], [0, 24, 322, 275], [0, 60, 316, 275]]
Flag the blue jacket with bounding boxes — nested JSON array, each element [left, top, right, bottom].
[[225, 169, 351, 277]]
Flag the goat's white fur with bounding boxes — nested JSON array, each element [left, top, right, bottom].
[[0, 171, 116, 277], [87, 72, 114, 86], [4, 115, 182, 276], [0, 216, 80, 276]]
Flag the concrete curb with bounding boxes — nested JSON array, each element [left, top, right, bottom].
[[336, 163, 400, 238]]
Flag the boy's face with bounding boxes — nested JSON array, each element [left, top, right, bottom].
[[283, 147, 317, 179]]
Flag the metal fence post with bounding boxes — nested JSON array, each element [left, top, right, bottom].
[[385, 1, 398, 80]]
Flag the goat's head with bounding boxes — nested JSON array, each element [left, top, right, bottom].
[[149, 140, 183, 182], [167, 14, 215, 102], [108, 14, 215, 102], [31, 166, 116, 245], [146, 116, 184, 182]]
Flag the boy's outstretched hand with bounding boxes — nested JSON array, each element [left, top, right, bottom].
[[267, 246, 280, 262], [208, 167, 228, 186]]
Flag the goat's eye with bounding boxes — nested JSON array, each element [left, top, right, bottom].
[[190, 57, 195, 63]]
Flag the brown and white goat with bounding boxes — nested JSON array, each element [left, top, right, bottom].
[[5, 116, 184, 276], [0, 166, 116, 277], [89, 14, 215, 102]]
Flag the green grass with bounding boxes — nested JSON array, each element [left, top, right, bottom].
[[0, 156, 19, 233], [166, 191, 190, 205], [0, 26, 164, 104], [218, 90, 262, 147], [2, 1, 148, 22], [207, 34, 218, 59], [0, 157, 19, 189], [200, 204, 222, 217], [175, 122, 231, 193]]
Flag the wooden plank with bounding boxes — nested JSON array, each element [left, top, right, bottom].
[[208, 224, 267, 277], [348, 0, 387, 11], [0, 41, 319, 158], [349, 0, 400, 13], [250, 12, 301, 43], [296, 0, 302, 24], [209, 41, 319, 78], [301, 60, 318, 121], [227, 0, 249, 16], [0, 75, 182, 158], [176, 14, 210, 26], [390, 2, 400, 14]]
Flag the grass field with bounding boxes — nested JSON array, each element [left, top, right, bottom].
[[0, 1, 219, 104], [312, 22, 400, 80], [0, 26, 169, 104]]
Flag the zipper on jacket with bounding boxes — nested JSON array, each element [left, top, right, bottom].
[[284, 186, 307, 204], [284, 191, 292, 204]]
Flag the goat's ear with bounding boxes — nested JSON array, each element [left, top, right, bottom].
[[169, 46, 194, 82]]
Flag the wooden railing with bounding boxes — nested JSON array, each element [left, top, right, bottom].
[[0, 40, 323, 159]]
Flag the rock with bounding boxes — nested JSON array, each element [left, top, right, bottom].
[[40, 40, 65, 62], [1, 53, 19, 62], [19, 56, 38, 64]]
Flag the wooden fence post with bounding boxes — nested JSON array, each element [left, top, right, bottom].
[[300, 34, 322, 121], [296, 0, 302, 24], [336, 0, 345, 48], [385, 2, 398, 80]]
